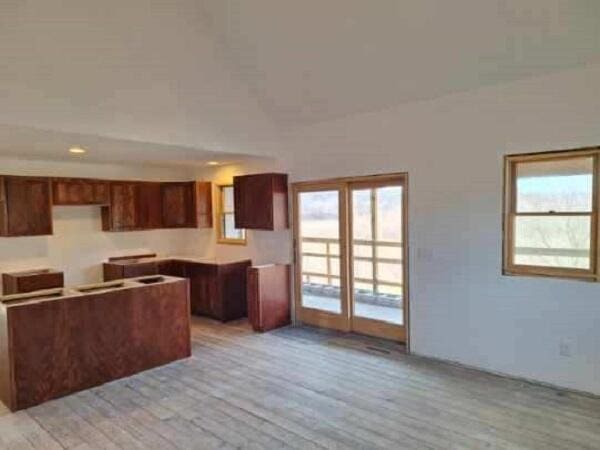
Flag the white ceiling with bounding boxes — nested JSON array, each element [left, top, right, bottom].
[[0, 124, 259, 168], [0, 0, 281, 163], [202, 0, 600, 126], [0, 0, 598, 163]]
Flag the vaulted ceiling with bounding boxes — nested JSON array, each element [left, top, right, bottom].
[[202, 0, 600, 126], [0, 0, 599, 163]]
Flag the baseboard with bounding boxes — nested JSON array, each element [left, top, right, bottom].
[[409, 351, 600, 399]]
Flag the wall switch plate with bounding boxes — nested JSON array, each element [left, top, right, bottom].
[[559, 340, 572, 358]]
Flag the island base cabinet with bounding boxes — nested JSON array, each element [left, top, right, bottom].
[[0, 279, 190, 412]]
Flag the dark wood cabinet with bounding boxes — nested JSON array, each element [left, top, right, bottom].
[[161, 182, 196, 228], [234, 173, 288, 230], [247, 264, 291, 332], [0, 176, 53, 236], [2, 269, 64, 295], [103, 260, 159, 281], [187, 260, 251, 321], [103, 257, 250, 321], [1, 174, 211, 234], [137, 182, 163, 229], [187, 263, 218, 317], [101, 182, 138, 231], [195, 182, 213, 228], [52, 178, 109, 205], [0, 277, 190, 411], [157, 259, 187, 278]]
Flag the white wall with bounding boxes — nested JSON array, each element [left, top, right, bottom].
[[0, 158, 213, 289], [272, 64, 600, 395]]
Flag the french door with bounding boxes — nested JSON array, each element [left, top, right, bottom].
[[293, 174, 408, 343]]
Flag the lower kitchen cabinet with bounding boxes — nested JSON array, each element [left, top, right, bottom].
[[185, 260, 252, 321], [104, 256, 251, 321]]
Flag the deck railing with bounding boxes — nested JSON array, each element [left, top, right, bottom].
[[300, 238, 588, 293], [300, 236, 403, 295]]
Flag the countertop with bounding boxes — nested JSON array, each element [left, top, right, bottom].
[[0, 275, 185, 307], [104, 255, 252, 266]]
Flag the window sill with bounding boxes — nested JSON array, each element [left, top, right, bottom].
[[217, 239, 247, 246]]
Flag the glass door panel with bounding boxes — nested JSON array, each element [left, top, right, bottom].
[[351, 185, 404, 326], [298, 190, 344, 314]]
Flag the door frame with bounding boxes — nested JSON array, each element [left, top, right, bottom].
[[292, 173, 410, 350], [292, 181, 351, 333]]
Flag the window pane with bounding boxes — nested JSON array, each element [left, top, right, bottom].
[[516, 157, 593, 213], [352, 189, 372, 240], [299, 190, 342, 314], [376, 186, 403, 242], [223, 213, 244, 240], [222, 186, 235, 212], [514, 216, 591, 269], [300, 191, 339, 239], [354, 244, 372, 258], [353, 260, 373, 280], [376, 244, 402, 260]]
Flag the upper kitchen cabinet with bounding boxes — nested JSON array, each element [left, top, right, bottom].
[[160, 181, 212, 229], [101, 182, 138, 231], [0, 176, 53, 236], [161, 182, 196, 228], [233, 173, 288, 230], [195, 182, 213, 228], [52, 178, 109, 205], [137, 182, 163, 229]]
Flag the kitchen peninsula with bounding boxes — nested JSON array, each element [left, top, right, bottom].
[[0, 275, 191, 411]]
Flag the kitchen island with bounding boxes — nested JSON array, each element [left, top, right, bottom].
[[0, 275, 191, 411]]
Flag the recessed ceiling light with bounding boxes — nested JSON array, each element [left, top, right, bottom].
[[69, 146, 86, 154], [207, 161, 219, 166]]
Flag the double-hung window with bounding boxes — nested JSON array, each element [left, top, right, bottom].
[[504, 149, 598, 280], [217, 185, 246, 245]]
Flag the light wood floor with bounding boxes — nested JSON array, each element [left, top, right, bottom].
[[1, 318, 599, 449]]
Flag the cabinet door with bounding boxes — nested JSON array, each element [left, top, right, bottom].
[[217, 262, 250, 321], [53, 178, 109, 205], [137, 183, 163, 229], [187, 263, 218, 317], [195, 182, 213, 228], [108, 182, 138, 230], [162, 182, 194, 228], [4, 177, 52, 236], [92, 182, 110, 204], [234, 175, 273, 229]]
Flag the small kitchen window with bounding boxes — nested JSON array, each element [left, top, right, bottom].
[[217, 185, 246, 245]]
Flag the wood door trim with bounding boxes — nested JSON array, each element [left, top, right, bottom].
[[292, 173, 410, 350]]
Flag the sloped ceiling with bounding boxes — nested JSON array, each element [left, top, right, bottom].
[[201, 0, 600, 126], [0, 0, 599, 163], [0, 0, 281, 160]]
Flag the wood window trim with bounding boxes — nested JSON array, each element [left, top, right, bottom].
[[503, 147, 600, 281], [217, 184, 246, 246]]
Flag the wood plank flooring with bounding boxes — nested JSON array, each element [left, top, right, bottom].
[[1, 317, 599, 449]]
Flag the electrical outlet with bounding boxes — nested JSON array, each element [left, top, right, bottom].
[[559, 340, 572, 358]]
